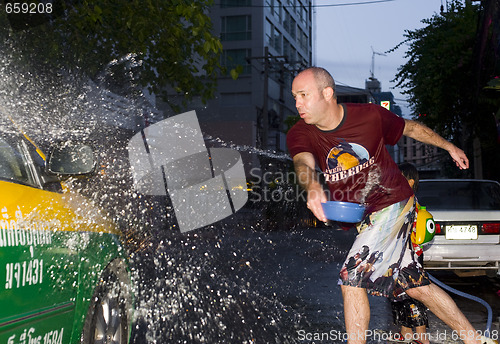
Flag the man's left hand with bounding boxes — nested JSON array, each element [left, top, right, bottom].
[[449, 146, 469, 170]]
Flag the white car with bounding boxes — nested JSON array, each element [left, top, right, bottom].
[[416, 179, 500, 276]]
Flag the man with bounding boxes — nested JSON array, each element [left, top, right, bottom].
[[286, 67, 488, 344]]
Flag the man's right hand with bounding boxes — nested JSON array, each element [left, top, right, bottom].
[[307, 183, 328, 222], [293, 152, 328, 222]]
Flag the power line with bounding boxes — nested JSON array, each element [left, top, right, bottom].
[[215, 0, 396, 9], [312, 0, 395, 7]]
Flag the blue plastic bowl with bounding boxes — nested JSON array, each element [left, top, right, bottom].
[[321, 201, 366, 223]]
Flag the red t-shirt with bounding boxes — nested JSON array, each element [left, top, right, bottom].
[[286, 103, 413, 213]]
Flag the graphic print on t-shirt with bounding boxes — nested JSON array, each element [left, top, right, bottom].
[[325, 141, 373, 182]]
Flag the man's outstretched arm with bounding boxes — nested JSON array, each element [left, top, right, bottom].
[[403, 119, 469, 170]]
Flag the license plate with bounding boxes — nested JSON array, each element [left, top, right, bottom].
[[445, 225, 478, 240]]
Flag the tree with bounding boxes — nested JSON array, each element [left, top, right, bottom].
[[392, 0, 500, 179], [0, 0, 223, 107]]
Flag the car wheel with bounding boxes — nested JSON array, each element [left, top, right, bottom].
[[82, 260, 131, 344]]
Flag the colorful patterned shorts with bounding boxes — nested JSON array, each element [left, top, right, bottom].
[[339, 197, 430, 298]]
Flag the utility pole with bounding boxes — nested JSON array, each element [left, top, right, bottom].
[[263, 47, 270, 149], [277, 60, 285, 150], [246, 47, 288, 150], [247, 49, 307, 150]]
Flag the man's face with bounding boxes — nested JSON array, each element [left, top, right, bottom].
[[291, 71, 328, 127]]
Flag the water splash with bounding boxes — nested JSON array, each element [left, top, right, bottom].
[[129, 230, 304, 343], [0, 47, 311, 342], [205, 134, 292, 162]]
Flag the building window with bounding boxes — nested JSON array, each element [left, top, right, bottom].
[[265, 20, 272, 48], [283, 10, 291, 35], [265, 20, 282, 54], [283, 38, 291, 59], [265, 0, 282, 22], [290, 45, 297, 62], [274, 29, 282, 53], [274, 0, 282, 23], [221, 15, 252, 41], [282, 39, 298, 65], [283, 11, 290, 33], [295, 0, 301, 15], [300, 3, 307, 25], [221, 49, 252, 75], [290, 17, 296, 39], [220, 0, 251, 8], [283, 11, 296, 39], [298, 27, 307, 51]]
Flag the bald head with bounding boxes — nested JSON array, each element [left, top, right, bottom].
[[297, 67, 336, 99]]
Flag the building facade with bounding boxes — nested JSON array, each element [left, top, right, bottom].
[[197, 0, 314, 154]]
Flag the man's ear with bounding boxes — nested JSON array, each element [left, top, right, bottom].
[[322, 87, 334, 100]]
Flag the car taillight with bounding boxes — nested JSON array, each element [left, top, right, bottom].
[[481, 223, 500, 234]]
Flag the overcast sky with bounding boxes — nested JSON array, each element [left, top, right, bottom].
[[314, 0, 444, 116]]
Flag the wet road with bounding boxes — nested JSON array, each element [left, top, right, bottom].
[[127, 224, 500, 344]]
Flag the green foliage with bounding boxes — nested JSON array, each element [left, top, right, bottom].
[[392, 0, 500, 179], [230, 65, 243, 80], [0, 0, 222, 106], [391, 0, 479, 140]]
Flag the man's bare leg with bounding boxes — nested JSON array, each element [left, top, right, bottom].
[[341, 285, 370, 344], [406, 283, 480, 344], [415, 325, 430, 344], [400, 325, 415, 342]]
